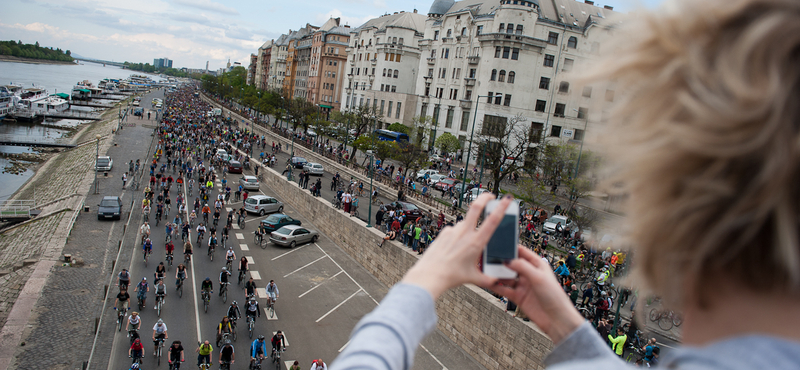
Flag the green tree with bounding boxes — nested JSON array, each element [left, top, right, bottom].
[[434, 132, 461, 155], [386, 122, 410, 135]]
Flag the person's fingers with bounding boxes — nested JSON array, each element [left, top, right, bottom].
[[462, 193, 496, 227], [504, 257, 543, 282], [518, 247, 552, 272]]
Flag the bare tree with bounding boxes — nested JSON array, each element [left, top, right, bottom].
[[473, 114, 532, 196]]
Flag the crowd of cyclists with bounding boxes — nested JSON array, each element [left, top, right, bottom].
[[115, 86, 330, 370]]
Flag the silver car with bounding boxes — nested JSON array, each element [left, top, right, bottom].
[[269, 225, 319, 247], [303, 162, 324, 176], [239, 175, 260, 190], [96, 156, 113, 171], [243, 195, 284, 216]]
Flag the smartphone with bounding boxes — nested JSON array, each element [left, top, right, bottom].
[[482, 199, 519, 279]]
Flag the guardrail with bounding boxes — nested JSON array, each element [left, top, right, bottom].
[[0, 200, 35, 219]]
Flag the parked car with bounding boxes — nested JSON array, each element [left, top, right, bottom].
[[427, 174, 447, 185], [96, 156, 113, 171], [239, 175, 259, 190], [259, 214, 301, 233], [462, 187, 490, 201], [269, 225, 319, 247], [132, 100, 140, 106], [416, 169, 439, 181], [388, 201, 423, 222], [542, 215, 578, 235], [429, 154, 444, 163], [303, 162, 324, 176], [133, 107, 144, 116], [228, 160, 243, 174], [98, 196, 122, 220], [434, 178, 461, 192], [290, 156, 308, 169], [244, 195, 284, 216], [216, 149, 229, 161]]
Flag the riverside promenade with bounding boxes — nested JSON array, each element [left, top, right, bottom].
[[0, 91, 162, 370]]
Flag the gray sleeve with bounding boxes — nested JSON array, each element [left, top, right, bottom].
[[545, 321, 622, 367], [331, 283, 438, 370]]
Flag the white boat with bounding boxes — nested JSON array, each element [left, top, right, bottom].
[[14, 87, 70, 121], [0, 85, 21, 120], [71, 80, 102, 100]]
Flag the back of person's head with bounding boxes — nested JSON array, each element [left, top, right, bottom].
[[591, 0, 800, 306]]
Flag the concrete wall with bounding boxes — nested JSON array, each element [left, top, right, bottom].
[[256, 151, 555, 369]]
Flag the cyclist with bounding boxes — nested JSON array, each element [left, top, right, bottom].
[[225, 247, 236, 267], [245, 297, 260, 324], [196, 223, 207, 243], [250, 335, 268, 366], [271, 331, 285, 357], [168, 340, 184, 368], [238, 256, 248, 281], [196, 340, 213, 368], [216, 316, 233, 347], [135, 278, 149, 308], [143, 237, 153, 258], [189, 210, 197, 225], [227, 301, 241, 336], [118, 269, 131, 290], [152, 319, 168, 356], [115, 286, 130, 314], [244, 277, 257, 300], [201, 277, 213, 302], [222, 224, 230, 246], [181, 221, 190, 241], [129, 338, 144, 364], [219, 267, 231, 296], [126, 311, 141, 339], [140, 222, 151, 242], [265, 280, 279, 308], [219, 340, 235, 366], [183, 241, 193, 261], [175, 263, 187, 290], [237, 207, 247, 226], [202, 203, 211, 223], [155, 262, 167, 282]]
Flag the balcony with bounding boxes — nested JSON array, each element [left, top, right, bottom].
[[349, 59, 355, 66], [427, 57, 436, 65], [371, 59, 377, 66], [459, 99, 472, 109], [464, 77, 476, 86], [467, 56, 480, 64]]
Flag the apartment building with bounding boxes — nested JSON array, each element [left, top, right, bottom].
[[294, 35, 313, 99], [307, 18, 351, 114], [254, 40, 273, 90], [415, 0, 617, 159], [246, 53, 257, 86], [268, 24, 319, 92], [341, 10, 427, 127]]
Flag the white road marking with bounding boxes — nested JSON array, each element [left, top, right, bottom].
[[298, 271, 344, 298], [283, 256, 327, 278], [232, 224, 240, 230], [284, 361, 294, 370], [265, 308, 278, 321], [239, 243, 249, 251], [235, 233, 244, 239], [420, 344, 449, 370], [316, 289, 362, 323], [337, 340, 350, 353], [250, 271, 261, 280], [246, 256, 255, 265], [270, 244, 311, 261], [273, 332, 289, 346], [226, 207, 233, 212], [657, 341, 676, 349], [314, 244, 379, 305], [256, 288, 267, 298]]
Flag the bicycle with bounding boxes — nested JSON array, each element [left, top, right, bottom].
[[129, 354, 142, 368], [253, 231, 263, 247], [225, 257, 233, 272], [237, 216, 245, 230], [649, 308, 683, 331], [208, 244, 215, 261], [271, 347, 283, 370], [155, 337, 165, 365], [168, 358, 183, 370], [267, 298, 275, 319], [202, 290, 211, 313], [117, 306, 126, 332], [166, 253, 173, 270], [249, 356, 263, 370], [143, 248, 150, 267], [156, 211, 162, 226], [238, 269, 246, 286], [625, 344, 646, 363], [176, 276, 184, 298], [220, 282, 229, 303], [156, 293, 165, 316], [128, 326, 139, 345], [247, 315, 255, 338]]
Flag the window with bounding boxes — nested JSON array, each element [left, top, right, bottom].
[[535, 99, 546, 112], [495, 46, 502, 58], [544, 54, 555, 67], [434, 30, 440, 40], [507, 71, 515, 84], [461, 27, 467, 36], [465, 89, 472, 100], [506, 24, 514, 34], [482, 115, 507, 137], [382, 68, 387, 77], [559, 81, 570, 93], [499, 23, 505, 32], [516, 25, 523, 35], [391, 85, 396, 92], [431, 49, 436, 58], [392, 37, 397, 44], [574, 129, 585, 141], [389, 54, 395, 62], [380, 84, 385, 91], [396, 54, 401, 62], [563, 58, 574, 71], [420, 103, 428, 118], [539, 77, 550, 90], [380, 100, 385, 115], [582, 86, 592, 98], [606, 89, 615, 102], [444, 49, 450, 59], [469, 68, 476, 78], [399, 38, 404, 45], [547, 32, 559, 45], [396, 102, 401, 118], [385, 53, 389, 61], [433, 104, 441, 125], [494, 94, 502, 105], [447, 29, 452, 37], [476, 26, 483, 35], [511, 47, 519, 60], [388, 101, 393, 116], [529, 122, 544, 142], [498, 70, 506, 82], [502, 47, 510, 59], [503, 94, 511, 106], [445, 108, 454, 128], [393, 70, 398, 78], [567, 36, 578, 49], [491, 69, 497, 81], [577, 107, 588, 119], [554, 103, 566, 116], [487, 93, 493, 103], [460, 110, 470, 131], [366, 53, 370, 60], [550, 125, 562, 137]]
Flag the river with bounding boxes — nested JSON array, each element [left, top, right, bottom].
[[0, 60, 151, 200]]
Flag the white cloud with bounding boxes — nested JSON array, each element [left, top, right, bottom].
[[172, 0, 239, 15]]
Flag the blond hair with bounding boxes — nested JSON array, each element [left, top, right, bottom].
[[594, 0, 800, 305]]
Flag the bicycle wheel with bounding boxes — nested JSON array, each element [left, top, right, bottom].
[[658, 314, 674, 331], [158, 345, 162, 366], [649, 308, 660, 322], [249, 321, 253, 338], [118, 314, 123, 331], [269, 304, 274, 319], [178, 283, 183, 298], [253, 233, 259, 246], [157, 299, 162, 317], [223, 288, 227, 303], [204, 298, 208, 313], [673, 312, 683, 327]]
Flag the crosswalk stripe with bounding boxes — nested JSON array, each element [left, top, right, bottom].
[[265, 308, 278, 321], [256, 288, 267, 298], [246, 256, 255, 265], [239, 244, 249, 251], [250, 271, 261, 280], [235, 233, 244, 240]]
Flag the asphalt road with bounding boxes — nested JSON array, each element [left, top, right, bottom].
[[106, 91, 483, 370]]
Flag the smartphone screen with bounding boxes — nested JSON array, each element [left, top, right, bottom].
[[486, 214, 518, 264]]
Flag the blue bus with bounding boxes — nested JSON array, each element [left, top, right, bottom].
[[373, 129, 410, 143]]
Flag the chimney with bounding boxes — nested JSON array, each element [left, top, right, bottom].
[[603, 5, 613, 10], [584, 0, 594, 4]]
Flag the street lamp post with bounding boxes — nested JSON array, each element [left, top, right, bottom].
[[458, 95, 491, 208], [94, 134, 101, 194], [366, 150, 375, 228], [570, 109, 589, 199]]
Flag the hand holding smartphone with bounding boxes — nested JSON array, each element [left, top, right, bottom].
[[482, 199, 519, 279]]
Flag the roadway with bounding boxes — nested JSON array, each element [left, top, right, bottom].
[[106, 92, 483, 370]]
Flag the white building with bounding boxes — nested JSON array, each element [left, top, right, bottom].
[[414, 0, 618, 160]]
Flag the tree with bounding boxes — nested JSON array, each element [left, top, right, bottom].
[[390, 141, 429, 182], [386, 122, 410, 135], [352, 135, 397, 164], [434, 132, 461, 155], [344, 104, 383, 162], [517, 178, 555, 208], [474, 113, 532, 196]]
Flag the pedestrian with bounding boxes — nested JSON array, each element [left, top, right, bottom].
[[122, 172, 128, 188]]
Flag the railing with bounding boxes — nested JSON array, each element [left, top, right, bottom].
[[0, 200, 35, 219]]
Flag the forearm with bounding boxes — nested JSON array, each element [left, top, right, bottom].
[[332, 284, 437, 370]]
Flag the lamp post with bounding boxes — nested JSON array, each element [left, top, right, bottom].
[[458, 95, 491, 208], [94, 134, 101, 194], [366, 150, 375, 228], [570, 109, 589, 199]]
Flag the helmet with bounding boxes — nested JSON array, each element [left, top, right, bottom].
[[205, 277, 210, 281], [131, 363, 140, 369], [142, 277, 147, 281], [231, 301, 237, 305], [601, 291, 608, 296], [258, 335, 265, 340], [222, 266, 227, 271]]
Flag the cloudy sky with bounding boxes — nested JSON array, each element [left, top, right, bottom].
[[2, 0, 662, 70]]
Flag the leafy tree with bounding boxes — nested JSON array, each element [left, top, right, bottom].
[[386, 122, 410, 135], [390, 141, 429, 182], [352, 135, 397, 164], [434, 132, 461, 155]]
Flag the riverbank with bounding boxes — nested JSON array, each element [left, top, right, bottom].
[[0, 55, 76, 66]]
